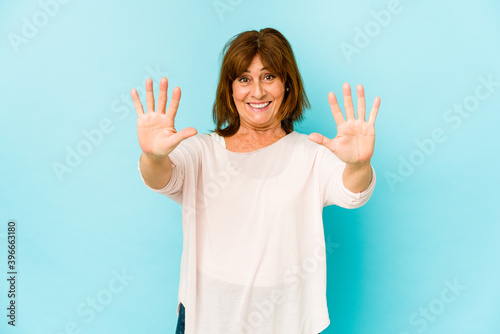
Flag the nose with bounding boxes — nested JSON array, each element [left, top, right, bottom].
[[250, 81, 265, 99]]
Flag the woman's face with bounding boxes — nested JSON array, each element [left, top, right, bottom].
[[232, 54, 286, 131]]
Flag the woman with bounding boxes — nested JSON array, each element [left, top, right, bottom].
[[132, 28, 380, 334]]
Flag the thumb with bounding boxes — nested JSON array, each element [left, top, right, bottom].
[[178, 127, 197, 140], [169, 127, 198, 149], [308, 133, 331, 147]]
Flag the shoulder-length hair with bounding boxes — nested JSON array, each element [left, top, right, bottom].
[[212, 28, 310, 137]]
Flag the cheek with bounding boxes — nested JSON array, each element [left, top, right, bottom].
[[232, 87, 249, 104], [271, 88, 285, 102], [269, 82, 285, 100]]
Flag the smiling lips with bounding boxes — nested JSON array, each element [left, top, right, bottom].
[[247, 101, 272, 112]]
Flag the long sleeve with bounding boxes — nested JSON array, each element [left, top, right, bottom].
[[318, 145, 376, 208], [137, 138, 198, 205]]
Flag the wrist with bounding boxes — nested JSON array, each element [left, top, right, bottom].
[[342, 161, 373, 193], [141, 151, 171, 164], [345, 161, 371, 171]]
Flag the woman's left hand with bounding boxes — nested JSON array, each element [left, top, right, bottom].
[[308, 83, 380, 167]]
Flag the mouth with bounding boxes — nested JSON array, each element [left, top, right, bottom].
[[247, 101, 272, 112]]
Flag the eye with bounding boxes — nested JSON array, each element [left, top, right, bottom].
[[264, 74, 276, 81], [238, 77, 249, 83]]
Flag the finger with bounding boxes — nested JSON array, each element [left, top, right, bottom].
[[131, 88, 144, 117], [169, 127, 198, 148], [343, 83, 355, 121], [308, 132, 332, 147], [165, 86, 181, 123], [178, 127, 198, 140], [368, 96, 381, 125], [157, 77, 168, 114], [328, 92, 345, 126], [357, 84, 366, 121], [145, 78, 155, 112]]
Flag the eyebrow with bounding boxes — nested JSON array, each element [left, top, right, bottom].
[[243, 67, 267, 73]]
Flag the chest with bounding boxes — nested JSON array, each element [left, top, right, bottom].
[[224, 136, 281, 153]]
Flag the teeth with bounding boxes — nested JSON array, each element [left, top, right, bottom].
[[249, 102, 271, 109]]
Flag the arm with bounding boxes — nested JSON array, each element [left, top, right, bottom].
[[342, 162, 373, 193], [139, 152, 172, 190]]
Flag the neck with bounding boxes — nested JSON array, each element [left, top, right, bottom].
[[234, 122, 287, 140]]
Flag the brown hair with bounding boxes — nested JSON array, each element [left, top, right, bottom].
[[212, 28, 310, 137]]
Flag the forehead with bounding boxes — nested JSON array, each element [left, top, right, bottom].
[[243, 55, 269, 73]]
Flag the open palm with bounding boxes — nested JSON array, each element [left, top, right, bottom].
[[309, 83, 380, 166], [132, 77, 197, 158]]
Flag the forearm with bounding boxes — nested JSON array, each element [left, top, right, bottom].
[[139, 152, 172, 190], [342, 162, 373, 193]]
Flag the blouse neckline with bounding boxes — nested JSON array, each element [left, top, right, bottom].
[[209, 131, 296, 155]]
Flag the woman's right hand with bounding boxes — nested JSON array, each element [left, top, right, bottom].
[[132, 77, 197, 159]]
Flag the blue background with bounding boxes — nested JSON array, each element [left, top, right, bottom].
[[1, 0, 499, 333]]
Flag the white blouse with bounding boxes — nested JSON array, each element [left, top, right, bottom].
[[138, 130, 376, 333]]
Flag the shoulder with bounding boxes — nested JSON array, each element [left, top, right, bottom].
[[289, 131, 314, 145], [289, 131, 342, 163], [288, 131, 328, 153], [176, 133, 213, 148], [169, 133, 215, 161]]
